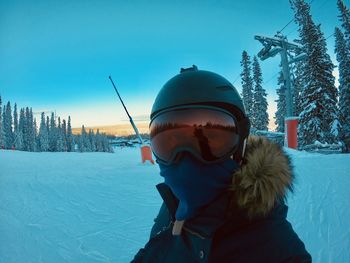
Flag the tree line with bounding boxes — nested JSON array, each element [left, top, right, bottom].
[[0, 97, 113, 153], [240, 0, 350, 152]]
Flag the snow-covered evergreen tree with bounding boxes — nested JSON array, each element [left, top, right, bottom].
[[100, 133, 112, 153], [23, 107, 30, 151], [252, 56, 269, 130], [79, 125, 88, 152], [33, 117, 38, 151], [16, 108, 25, 151], [3, 102, 14, 149], [38, 112, 49, 151], [95, 129, 103, 152], [46, 116, 50, 136], [335, 27, 350, 152], [84, 126, 92, 152], [62, 119, 67, 151], [76, 134, 82, 152], [274, 72, 286, 132], [291, 40, 306, 117], [56, 117, 65, 152], [28, 108, 36, 151], [12, 103, 22, 150], [290, 0, 339, 147], [23, 107, 35, 151], [49, 112, 57, 152], [89, 129, 96, 152], [338, 0, 350, 47], [13, 104, 18, 134], [67, 116, 74, 152], [240, 51, 254, 124]]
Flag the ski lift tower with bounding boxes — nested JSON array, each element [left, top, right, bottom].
[[255, 33, 306, 149]]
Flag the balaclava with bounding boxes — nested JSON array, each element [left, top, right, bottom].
[[158, 153, 239, 220]]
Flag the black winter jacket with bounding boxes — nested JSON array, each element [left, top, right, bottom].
[[132, 136, 312, 263]]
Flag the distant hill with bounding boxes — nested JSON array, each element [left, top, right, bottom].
[[72, 122, 149, 136]]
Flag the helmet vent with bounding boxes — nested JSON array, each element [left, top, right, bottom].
[[180, 65, 198, 73]]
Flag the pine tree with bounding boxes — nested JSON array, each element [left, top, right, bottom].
[[46, 115, 50, 135], [240, 51, 254, 125], [335, 27, 350, 152], [95, 129, 103, 151], [67, 116, 74, 152], [12, 103, 19, 149], [291, 40, 306, 117], [101, 133, 112, 153], [49, 112, 57, 152], [13, 104, 18, 134], [84, 127, 92, 151], [38, 112, 49, 151], [79, 125, 88, 152], [62, 119, 67, 151], [290, 0, 339, 147], [274, 72, 286, 132], [89, 129, 96, 152], [105, 134, 113, 153], [338, 0, 350, 47], [74, 134, 80, 152], [23, 107, 30, 151], [16, 108, 25, 151], [33, 117, 38, 151], [28, 108, 36, 151], [252, 56, 269, 131], [0, 96, 3, 148], [3, 102, 14, 149], [56, 117, 64, 151]]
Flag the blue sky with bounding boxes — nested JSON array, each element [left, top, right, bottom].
[[0, 0, 346, 128]]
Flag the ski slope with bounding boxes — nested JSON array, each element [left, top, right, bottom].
[[0, 147, 349, 263]]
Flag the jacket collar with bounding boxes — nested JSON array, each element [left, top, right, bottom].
[[229, 136, 294, 219]]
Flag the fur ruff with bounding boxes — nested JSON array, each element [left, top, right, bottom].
[[230, 136, 294, 218]]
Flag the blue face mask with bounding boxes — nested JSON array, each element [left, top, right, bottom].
[[158, 154, 239, 221]]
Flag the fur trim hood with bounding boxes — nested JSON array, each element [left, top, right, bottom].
[[230, 136, 294, 219]]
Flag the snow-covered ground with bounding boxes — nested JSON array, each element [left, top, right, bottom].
[[0, 148, 349, 263]]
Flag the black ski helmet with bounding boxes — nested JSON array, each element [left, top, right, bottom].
[[150, 65, 250, 162]]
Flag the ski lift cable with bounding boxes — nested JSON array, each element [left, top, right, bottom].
[[278, 19, 295, 34], [263, 71, 280, 85], [325, 33, 335, 40], [278, 0, 324, 36], [277, 0, 315, 34], [232, 73, 241, 85]]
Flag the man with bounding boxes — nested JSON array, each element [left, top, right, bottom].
[[132, 66, 311, 262]]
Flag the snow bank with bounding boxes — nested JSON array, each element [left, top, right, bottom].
[[0, 148, 349, 262]]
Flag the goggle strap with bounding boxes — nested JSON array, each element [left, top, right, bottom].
[[233, 116, 250, 163], [238, 117, 250, 138]]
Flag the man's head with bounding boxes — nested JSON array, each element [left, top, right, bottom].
[[150, 65, 250, 165]]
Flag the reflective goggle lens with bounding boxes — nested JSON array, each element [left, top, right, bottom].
[[149, 108, 239, 164]]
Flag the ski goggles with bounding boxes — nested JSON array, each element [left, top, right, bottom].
[[149, 107, 240, 165]]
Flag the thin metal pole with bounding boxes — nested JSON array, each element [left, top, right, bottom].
[[109, 76, 144, 145], [280, 39, 293, 117]]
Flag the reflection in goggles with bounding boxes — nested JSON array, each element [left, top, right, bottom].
[[149, 108, 239, 164]]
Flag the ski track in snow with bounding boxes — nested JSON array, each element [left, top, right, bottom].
[[285, 148, 350, 263], [0, 147, 349, 262]]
